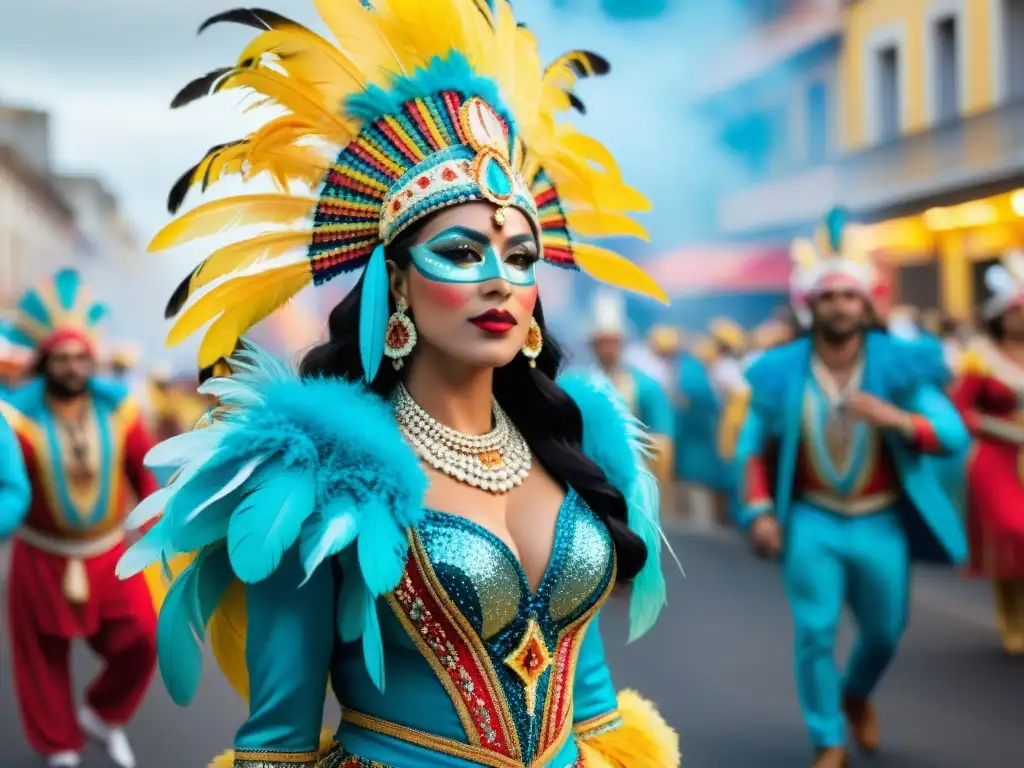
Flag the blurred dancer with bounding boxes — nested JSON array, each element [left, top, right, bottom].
[[949, 253, 1024, 654], [0, 270, 158, 768], [674, 337, 723, 527], [590, 290, 675, 488], [735, 211, 968, 768], [708, 317, 747, 522]]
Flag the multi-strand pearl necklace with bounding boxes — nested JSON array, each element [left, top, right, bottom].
[[392, 384, 531, 494]]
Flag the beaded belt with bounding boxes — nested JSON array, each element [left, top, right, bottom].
[[341, 709, 577, 768], [317, 746, 587, 768]]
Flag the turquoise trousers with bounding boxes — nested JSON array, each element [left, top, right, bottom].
[[783, 502, 910, 748]]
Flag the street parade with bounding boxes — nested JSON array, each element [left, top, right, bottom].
[[0, 1, 1022, 766]]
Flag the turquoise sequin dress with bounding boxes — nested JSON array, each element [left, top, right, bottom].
[[119, 356, 675, 768]]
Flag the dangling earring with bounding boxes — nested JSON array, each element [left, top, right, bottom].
[[521, 317, 543, 368], [384, 296, 417, 371]]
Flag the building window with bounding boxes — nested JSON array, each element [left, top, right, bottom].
[[805, 81, 829, 164], [1005, 0, 1024, 100], [933, 15, 960, 122], [876, 45, 901, 141]]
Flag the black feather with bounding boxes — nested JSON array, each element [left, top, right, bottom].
[[167, 161, 202, 214], [170, 67, 235, 109], [197, 8, 298, 35], [567, 92, 586, 114], [165, 267, 199, 319], [568, 51, 611, 77], [166, 141, 241, 213]]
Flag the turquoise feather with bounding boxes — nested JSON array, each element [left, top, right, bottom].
[[186, 546, 234, 643], [117, 519, 171, 578], [18, 290, 52, 329], [356, 497, 409, 596], [52, 269, 81, 310], [156, 558, 204, 706], [337, 549, 368, 643], [227, 466, 317, 583], [0, 321, 35, 350], [359, 244, 389, 383], [126, 484, 174, 531], [558, 370, 673, 640], [826, 207, 846, 253], [168, 455, 266, 533], [86, 303, 108, 326], [299, 497, 360, 584], [362, 589, 386, 691]]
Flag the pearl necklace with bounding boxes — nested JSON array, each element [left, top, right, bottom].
[[392, 383, 532, 493]]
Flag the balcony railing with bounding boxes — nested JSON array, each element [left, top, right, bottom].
[[839, 98, 1024, 215], [716, 98, 1024, 235]]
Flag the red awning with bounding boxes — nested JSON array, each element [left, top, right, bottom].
[[645, 244, 791, 296]]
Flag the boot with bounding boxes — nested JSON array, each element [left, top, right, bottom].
[[812, 747, 849, 768], [79, 706, 136, 768], [843, 691, 881, 753]]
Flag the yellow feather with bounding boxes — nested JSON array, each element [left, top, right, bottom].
[[314, 0, 409, 79], [557, 127, 623, 179], [192, 230, 311, 291], [564, 209, 649, 241], [570, 242, 668, 305], [167, 259, 310, 348], [237, 28, 367, 102], [197, 262, 314, 367], [149, 196, 316, 252], [790, 237, 818, 268], [218, 69, 353, 140], [208, 579, 249, 701]]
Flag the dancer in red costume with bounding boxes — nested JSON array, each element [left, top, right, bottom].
[[949, 253, 1024, 655], [0, 269, 159, 768]]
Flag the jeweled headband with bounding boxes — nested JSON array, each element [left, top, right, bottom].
[[148, 1, 667, 375]]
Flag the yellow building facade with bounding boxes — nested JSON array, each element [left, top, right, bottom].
[[838, 0, 1024, 319]]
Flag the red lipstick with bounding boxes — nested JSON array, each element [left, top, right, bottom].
[[469, 309, 517, 333]]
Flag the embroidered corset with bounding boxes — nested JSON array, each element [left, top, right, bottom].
[[794, 379, 900, 516], [328, 489, 616, 768]]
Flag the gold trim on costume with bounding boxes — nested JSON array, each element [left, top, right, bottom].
[[386, 532, 521, 757], [233, 747, 319, 767], [573, 710, 623, 741], [539, 557, 617, 749], [341, 710, 572, 768]]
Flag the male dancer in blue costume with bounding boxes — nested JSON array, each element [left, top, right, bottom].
[[734, 215, 969, 768]]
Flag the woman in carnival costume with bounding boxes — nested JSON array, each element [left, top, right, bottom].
[[949, 252, 1024, 655], [117, 2, 681, 767]]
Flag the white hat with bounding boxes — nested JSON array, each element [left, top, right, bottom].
[[588, 288, 631, 339], [983, 251, 1024, 320], [789, 209, 884, 328]]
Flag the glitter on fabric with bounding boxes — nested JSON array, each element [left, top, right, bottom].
[[404, 489, 615, 765]]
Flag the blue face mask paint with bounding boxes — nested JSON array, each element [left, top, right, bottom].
[[408, 226, 538, 287]]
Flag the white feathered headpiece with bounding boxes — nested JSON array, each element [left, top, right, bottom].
[[789, 208, 885, 328], [983, 251, 1024, 320]]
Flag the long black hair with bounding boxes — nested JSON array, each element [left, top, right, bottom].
[[300, 229, 648, 583]]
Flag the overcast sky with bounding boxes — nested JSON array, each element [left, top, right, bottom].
[[0, 0, 748, 367]]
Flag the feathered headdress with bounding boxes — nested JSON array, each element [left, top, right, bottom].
[[789, 208, 884, 327], [1, 269, 108, 357], [982, 250, 1024, 320], [151, 1, 667, 374]]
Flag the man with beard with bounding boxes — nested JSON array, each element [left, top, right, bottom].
[[733, 211, 968, 768], [0, 269, 158, 768]]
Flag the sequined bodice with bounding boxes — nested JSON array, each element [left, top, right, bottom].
[[334, 489, 616, 767]]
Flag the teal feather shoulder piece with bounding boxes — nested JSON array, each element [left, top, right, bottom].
[[117, 345, 427, 703], [558, 370, 679, 642]]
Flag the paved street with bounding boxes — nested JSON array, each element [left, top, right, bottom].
[[2, 530, 1023, 767]]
